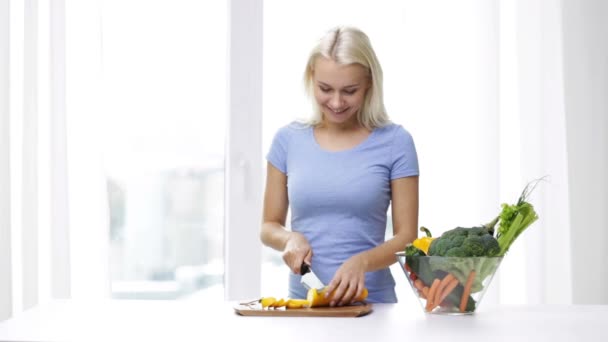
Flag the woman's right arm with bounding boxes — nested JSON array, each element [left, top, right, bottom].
[[260, 162, 290, 250], [261, 162, 311, 273]]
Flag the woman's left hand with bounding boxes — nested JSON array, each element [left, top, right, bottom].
[[324, 254, 367, 306]]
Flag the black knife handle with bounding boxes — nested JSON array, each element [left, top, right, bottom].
[[300, 263, 311, 275]]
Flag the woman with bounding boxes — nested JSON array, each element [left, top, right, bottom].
[[261, 26, 419, 305]]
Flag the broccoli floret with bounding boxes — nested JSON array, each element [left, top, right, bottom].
[[445, 247, 468, 257], [480, 234, 500, 256], [428, 226, 500, 257]]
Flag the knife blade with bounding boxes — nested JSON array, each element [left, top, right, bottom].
[[300, 263, 325, 290]]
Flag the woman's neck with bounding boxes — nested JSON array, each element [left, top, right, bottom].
[[318, 118, 363, 134]]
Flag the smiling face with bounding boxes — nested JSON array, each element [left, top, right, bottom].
[[312, 57, 371, 127]]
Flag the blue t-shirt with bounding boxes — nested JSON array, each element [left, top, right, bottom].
[[266, 121, 419, 303]]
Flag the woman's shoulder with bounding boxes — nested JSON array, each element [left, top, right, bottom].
[[374, 122, 414, 140], [275, 120, 311, 135], [286, 120, 311, 131], [271, 120, 311, 143]]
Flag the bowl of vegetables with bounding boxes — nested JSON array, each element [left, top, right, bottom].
[[397, 179, 543, 315], [396, 252, 502, 314]]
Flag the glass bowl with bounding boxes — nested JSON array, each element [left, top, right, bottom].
[[395, 251, 502, 315]]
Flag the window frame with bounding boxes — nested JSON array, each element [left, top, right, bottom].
[[224, 0, 263, 300]]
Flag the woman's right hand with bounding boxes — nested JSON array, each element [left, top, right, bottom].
[[282, 232, 313, 274]]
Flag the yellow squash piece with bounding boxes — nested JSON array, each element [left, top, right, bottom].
[[259, 297, 310, 309], [260, 297, 276, 308], [271, 298, 286, 308], [285, 299, 310, 309], [306, 287, 368, 307]]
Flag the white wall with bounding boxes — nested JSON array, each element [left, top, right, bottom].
[[562, 0, 608, 304]]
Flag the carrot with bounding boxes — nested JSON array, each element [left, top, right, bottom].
[[425, 279, 441, 312], [414, 279, 428, 299], [437, 278, 459, 307], [459, 270, 476, 313], [414, 279, 426, 299], [433, 274, 455, 307], [421, 286, 429, 299], [414, 279, 425, 291]]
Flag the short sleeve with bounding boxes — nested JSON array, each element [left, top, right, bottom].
[[390, 126, 419, 180], [266, 126, 290, 174]]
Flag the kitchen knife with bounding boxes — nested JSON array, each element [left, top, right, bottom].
[[300, 263, 325, 290]]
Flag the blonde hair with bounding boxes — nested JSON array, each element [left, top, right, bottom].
[[303, 26, 390, 130]]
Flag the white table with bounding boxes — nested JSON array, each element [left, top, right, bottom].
[[0, 300, 606, 342]]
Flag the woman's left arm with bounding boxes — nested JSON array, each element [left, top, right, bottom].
[[325, 176, 419, 305], [359, 175, 419, 270]]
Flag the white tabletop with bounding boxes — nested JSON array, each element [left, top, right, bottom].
[[0, 299, 607, 342]]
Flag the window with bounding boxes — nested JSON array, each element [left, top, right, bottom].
[[101, 0, 227, 301]]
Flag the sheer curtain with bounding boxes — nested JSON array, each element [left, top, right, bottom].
[[0, 0, 109, 321], [561, 0, 608, 304], [496, 0, 572, 305], [1, 0, 11, 321], [499, 0, 608, 305]]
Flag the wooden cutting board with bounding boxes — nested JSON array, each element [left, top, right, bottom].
[[234, 303, 373, 317]]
